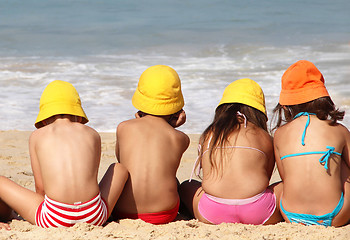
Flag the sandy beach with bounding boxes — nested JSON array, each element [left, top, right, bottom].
[[0, 130, 350, 239]]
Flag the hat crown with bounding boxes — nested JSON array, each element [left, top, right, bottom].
[[218, 78, 266, 116], [279, 60, 329, 105], [35, 80, 88, 128], [282, 60, 325, 91], [39, 80, 81, 107], [132, 65, 184, 115]]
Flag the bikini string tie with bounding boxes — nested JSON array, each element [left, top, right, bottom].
[[319, 146, 340, 170]]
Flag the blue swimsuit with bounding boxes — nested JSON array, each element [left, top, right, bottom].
[[280, 112, 344, 226]]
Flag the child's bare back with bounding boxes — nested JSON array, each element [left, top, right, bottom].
[[274, 114, 350, 225], [112, 65, 190, 224], [201, 122, 274, 200], [179, 78, 281, 225], [115, 114, 189, 213], [273, 60, 350, 227], [30, 115, 101, 203]]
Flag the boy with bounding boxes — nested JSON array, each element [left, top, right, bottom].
[[0, 80, 128, 228], [112, 65, 190, 224]]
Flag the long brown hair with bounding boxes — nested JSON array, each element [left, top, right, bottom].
[[197, 103, 267, 177], [272, 96, 344, 131]]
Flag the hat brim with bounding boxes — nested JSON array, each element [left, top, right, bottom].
[[279, 85, 329, 105], [35, 102, 88, 128], [132, 89, 184, 115]]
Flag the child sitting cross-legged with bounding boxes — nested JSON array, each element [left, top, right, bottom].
[[112, 65, 190, 224], [0, 80, 128, 228]]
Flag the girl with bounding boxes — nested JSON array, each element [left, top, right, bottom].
[[179, 78, 282, 225], [273, 60, 350, 226]]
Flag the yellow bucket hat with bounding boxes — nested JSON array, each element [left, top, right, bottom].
[[132, 65, 184, 115], [35, 80, 88, 128], [217, 78, 267, 117]]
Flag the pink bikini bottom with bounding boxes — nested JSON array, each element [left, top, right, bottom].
[[198, 189, 276, 225]]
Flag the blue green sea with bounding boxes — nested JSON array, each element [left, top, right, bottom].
[[0, 0, 349, 133]]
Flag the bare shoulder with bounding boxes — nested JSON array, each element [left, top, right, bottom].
[[29, 127, 48, 142], [173, 129, 190, 150], [273, 123, 289, 141], [116, 119, 136, 134], [29, 129, 42, 147], [85, 124, 100, 134], [336, 122, 350, 133], [29, 128, 40, 139], [255, 127, 273, 150], [334, 122, 350, 140], [89, 126, 101, 141], [249, 124, 273, 143]]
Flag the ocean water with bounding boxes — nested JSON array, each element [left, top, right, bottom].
[[0, 0, 349, 133]]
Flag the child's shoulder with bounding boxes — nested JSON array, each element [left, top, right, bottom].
[[273, 123, 290, 140], [174, 128, 190, 141], [333, 122, 350, 137], [83, 124, 100, 138], [29, 128, 42, 143], [117, 118, 138, 131], [171, 129, 190, 151]]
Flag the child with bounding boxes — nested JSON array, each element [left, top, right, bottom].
[[0, 80, 128, 228], [179, 78, 282, 225], [112, 65, 190, 224], [273, 60, 350, 226]]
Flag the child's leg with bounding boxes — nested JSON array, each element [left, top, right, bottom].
[[99, 163, 128, 218], [0, 176, 43, 224], [0, 200, 12, 230], [264, 181, 284, 225], [0, 198, 12, 221], [179, 180, 209, 223]]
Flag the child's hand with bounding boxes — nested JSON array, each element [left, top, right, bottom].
[[135, 111, 145, 119], [169, 110, 186, 128]]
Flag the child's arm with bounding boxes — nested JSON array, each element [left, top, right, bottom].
[[342, 126, 350, 169], [115, 123, 123, 162], [115, 138, 120, 162], [181, 132, 190, 153], [273, 132, 285, 181], [266, 140, 276, 178], [29, 132, 45, 196], [99, 163, 128, 218]]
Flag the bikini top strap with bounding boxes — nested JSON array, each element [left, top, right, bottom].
[[293, 112, 316, 146], [189, 144, 267, 181], [189, 139, 209, 182], [281, 146, 342, 170], [189, 113, 251, 181], [237, 111, 247, 128], [189, 155, 200, 182]]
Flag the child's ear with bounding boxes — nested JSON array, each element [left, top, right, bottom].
[[172, 110, 186, 128]]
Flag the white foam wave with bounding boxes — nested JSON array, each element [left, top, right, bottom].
[[1, 43, 350, 133]]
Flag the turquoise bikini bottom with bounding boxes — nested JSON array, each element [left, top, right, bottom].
[[280, 192, 344, 226]]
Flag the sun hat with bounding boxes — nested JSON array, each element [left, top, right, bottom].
[[217, 78, 267, 117], [35, 80, 88, 128], [279, 60, 329, 105], [132, 65, 184, 115]]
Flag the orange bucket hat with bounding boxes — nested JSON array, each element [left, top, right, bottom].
[[279, 60, 329, 105]]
